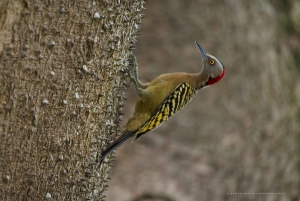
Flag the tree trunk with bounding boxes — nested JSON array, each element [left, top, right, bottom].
[[0, 0, 144, 200]]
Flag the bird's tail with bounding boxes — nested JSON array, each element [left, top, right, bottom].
[[99, 130, 136, 166]]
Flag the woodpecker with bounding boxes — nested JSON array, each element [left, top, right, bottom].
[[99, 41, 225, 165]]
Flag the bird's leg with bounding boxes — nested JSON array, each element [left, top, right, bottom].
[[129, 55, 148, 96]]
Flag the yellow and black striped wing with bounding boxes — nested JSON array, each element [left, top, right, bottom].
[[135, 82, 197, 139]]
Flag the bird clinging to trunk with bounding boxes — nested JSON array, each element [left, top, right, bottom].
[[99, 41, 226, 165]]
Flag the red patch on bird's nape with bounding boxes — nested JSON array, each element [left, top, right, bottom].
[[207, 69, 226, 85]]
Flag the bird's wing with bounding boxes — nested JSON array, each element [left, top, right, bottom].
[[134, 82, 197, 141]]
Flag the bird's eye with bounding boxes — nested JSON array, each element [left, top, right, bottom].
[[209, 59, 215, 65]]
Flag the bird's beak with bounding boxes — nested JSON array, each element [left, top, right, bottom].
[[195, 41, 208, 61]]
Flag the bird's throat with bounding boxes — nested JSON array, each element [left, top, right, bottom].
[[207, 69, 226, 85]]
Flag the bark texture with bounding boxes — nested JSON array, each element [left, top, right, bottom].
[[0, 0, 144, 200]]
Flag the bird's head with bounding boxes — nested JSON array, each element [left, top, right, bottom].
[[196, 41, 226, 85]]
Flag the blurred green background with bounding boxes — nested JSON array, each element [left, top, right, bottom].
[[107, 0, 300, 200]]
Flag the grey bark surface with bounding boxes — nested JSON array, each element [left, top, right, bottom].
[[0, 0, 144, 200]]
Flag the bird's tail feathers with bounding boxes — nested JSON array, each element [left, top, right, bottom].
[[99, 130, 136, 166], [131, 131, 146, 143]]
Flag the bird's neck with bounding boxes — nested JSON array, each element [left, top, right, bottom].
[[195, 70, 210, 90]]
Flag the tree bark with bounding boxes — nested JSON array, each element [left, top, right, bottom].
[[0, 0, 144, 200]]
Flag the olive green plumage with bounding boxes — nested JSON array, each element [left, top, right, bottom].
[[99, 41, 225, 165]]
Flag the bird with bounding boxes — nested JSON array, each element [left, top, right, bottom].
[[99, 41, 226, 165]]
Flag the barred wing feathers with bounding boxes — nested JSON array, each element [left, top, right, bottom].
[[134, 82, 197, 140]]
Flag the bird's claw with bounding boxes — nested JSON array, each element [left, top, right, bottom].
[[128, 55, 138, 83]]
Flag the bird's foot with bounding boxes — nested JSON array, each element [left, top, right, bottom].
[[128, 55, 139, 83]]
